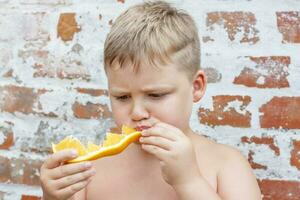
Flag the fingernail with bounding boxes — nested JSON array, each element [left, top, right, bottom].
[[71, 150, 78, 157], [84, 162, 92, 168], [141, 131, 147, 136]]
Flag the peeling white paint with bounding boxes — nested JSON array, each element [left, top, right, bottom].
[[0, 0, 300, 198], [0, 183, 41, 199], [256, 76, 265, 85], [18, 169, 23, 176], [0, 131, 5, 145], [223, 100, 248, 115]]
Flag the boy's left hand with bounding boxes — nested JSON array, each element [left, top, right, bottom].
[[139, 122, 201, 186]]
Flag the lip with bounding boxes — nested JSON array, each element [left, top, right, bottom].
[[135, 125, 151, 131]]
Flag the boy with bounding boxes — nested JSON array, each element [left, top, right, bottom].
[[40, 1, 262, 199]]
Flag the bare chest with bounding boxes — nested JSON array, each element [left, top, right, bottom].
[[86, 165, 178, 200], [86, 163, 217, 200], [85, 142, 218, 200]]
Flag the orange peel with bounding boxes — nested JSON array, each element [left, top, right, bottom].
[[52, 125, 141, 163]]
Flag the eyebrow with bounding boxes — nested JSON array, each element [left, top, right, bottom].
[[110, 85, 175, 94]]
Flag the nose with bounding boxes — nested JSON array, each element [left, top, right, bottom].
[[130, 100, 149, 122]]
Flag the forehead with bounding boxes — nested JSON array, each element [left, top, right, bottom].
[[106, 59, 189, 90]]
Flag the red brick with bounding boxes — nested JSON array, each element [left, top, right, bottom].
[[76, 88, 108, 97], [18, 49, 91, 80], [0, 85, 58, 117], [0, 85, 46, 115], [206, 12, 259, 44], [0, 131, 14, 150], [15, 157, 42, 186], [3, 69, 14, 78], [0, 121, 14, 149], [21, 195, 41, 200], [0, 155, 42, 186], [0, 156, 10, 183], [260, 97, 300, 129], [110, 126, 121, 133], [233, 56, 290, 88], [56, 66, 91, 80], [57, 13, 81, 42], [248, 150, 267, 170], [276, 11, 300, 43], [290, 140, 300, 170], [0, 191, 5, 199], [199, 95, 251, 127], [241, 136, 280, 156], [72, 101, 111, 119], [18, 50, 53, 79], [241, 136, 281, 170], [258, 179, 300, 200]]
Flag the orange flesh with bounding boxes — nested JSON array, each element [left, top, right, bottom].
[[52, 125, 141, 163]]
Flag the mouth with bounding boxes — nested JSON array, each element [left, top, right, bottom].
[[135, 125, 151, 131]]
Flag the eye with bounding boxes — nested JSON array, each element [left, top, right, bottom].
[[115, 95, 130, 101], [148, 93, 166, 98]]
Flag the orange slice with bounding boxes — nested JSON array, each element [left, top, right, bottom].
[[87, 142, 101, 152], [102, 133, 125, 147], [122, 125, 136, 135], [52, 125, 141, 163], [52, 136, 87, 156]]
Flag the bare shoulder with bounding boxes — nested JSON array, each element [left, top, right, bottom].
[[190, 132, 262, 199], [190, 133, 245, 171]]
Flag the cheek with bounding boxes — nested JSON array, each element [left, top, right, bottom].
[[110, 100, 128, 127], [151, 96, 192, 129]]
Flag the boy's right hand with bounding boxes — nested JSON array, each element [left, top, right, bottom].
[[40, 149, 96, 200]]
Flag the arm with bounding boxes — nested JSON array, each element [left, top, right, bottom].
[[217, 148, 262, 200], [42, 190, 86, 200], [172, 177, 222, 200], [140, 122, 222, 199], [139, 122, 261, 200], [172, 147, 261, 200]]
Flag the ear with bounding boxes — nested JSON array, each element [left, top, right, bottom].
[[192, 70, 207, 103]]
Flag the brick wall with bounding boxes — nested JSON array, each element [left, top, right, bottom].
[[0, 0, 299, 199]]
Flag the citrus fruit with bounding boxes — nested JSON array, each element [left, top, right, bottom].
[[52, 125, 141, 163], [122, 125, 136, 135]]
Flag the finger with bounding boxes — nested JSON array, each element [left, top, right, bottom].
[[155, 122, 186, 137], [139, 136, 172, 150], [56, 178, 92, 199], [44, 149, 78, 169], [141, 143, 169, 161], [50, 161, 93, 180], [55, 168, 96, 189], [141, 125, 178, 141]]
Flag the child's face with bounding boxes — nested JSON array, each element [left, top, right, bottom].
[[106, 60, 205, 133]]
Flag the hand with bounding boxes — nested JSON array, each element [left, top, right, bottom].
[[139, 122, 201, 186], [40, 150, 96, 200]]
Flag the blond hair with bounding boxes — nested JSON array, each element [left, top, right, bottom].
[[104, 1, 200, 79]]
